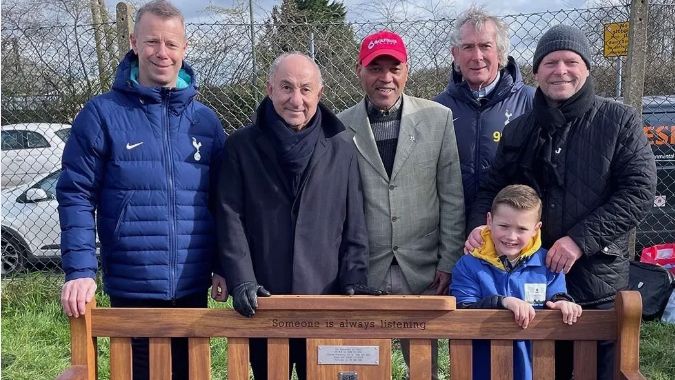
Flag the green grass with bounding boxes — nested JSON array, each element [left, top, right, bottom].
[[1, 273, 68, 379], [639, 320, 675, 379], [2, 273, 674, 379]]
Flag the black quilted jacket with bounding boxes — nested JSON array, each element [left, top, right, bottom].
[[469, 96, 657, 305]]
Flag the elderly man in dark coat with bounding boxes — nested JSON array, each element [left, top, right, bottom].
[[214, 52, 380, 380]]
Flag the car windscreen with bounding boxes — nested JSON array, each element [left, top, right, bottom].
[[1, 130, 51, 150], [54, 128, 71, 142]]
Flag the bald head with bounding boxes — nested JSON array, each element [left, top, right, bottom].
[[268, 53, 323, 86], [266, 53, 324, 130]]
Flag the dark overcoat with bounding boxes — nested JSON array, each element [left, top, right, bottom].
[[469, 96, 657, 305], [215, 98, 369, 294]]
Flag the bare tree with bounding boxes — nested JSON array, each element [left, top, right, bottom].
[[351, 0, 455, 23], [2, 0, 115, 121]]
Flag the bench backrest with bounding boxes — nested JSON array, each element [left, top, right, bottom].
[[57, 291, 644, 380]]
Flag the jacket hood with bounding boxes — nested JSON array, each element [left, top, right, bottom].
[[444, 56, 526, 105], [471, 227, 542, 270], [111, 50, 198, 113]]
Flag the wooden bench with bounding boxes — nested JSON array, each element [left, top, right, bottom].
[[57, 291, 645, 380]]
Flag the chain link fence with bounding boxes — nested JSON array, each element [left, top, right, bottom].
[[2, 3, 674, 280]]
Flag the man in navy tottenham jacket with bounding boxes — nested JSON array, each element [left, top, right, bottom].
[[434, 6, 534, 229], [57, 1, 226, 379]]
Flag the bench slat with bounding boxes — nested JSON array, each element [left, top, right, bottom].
[[268, 338, 290, 380], [573, 340, 597, 380], [109, 337, 131, 380], [227, 338, 250, 380], [149, 337, 171, 380], [257, 295, 455, 310], [491, 340, 513, 380], [532, 340, 555, 380], [305, 338, 391, 379], [450, 339, 472, 379], [90, 308, 617, 340], [70, 299, 96, 380], [189, 338, 211, 380], [409, 339, 432, 379]]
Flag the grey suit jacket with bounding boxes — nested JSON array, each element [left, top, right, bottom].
[[338, 94, 465, 293]]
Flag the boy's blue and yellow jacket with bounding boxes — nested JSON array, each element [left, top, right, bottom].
[[450, 228, 572, 380]]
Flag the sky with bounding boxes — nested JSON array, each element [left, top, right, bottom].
[[163, 0, 601, 23]]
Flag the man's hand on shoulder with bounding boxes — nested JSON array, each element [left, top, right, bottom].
[[465, 225, 486, 253], [61, 277, 97, 318], [546, 236, 583, 274]]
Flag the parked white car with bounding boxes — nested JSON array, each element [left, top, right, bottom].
[[1, 123, 71, 188], [2, 170, 62, 276]]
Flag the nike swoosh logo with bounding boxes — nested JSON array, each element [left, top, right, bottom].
[[126, 142, 144, 150]]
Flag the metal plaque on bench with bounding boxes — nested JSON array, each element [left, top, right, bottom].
[[307, 338, 391, 380], [318, 345, 379, 365]]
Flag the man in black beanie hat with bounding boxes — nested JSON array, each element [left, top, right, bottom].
[[465, 24, 656, 379], [532, 24, 592, 75]]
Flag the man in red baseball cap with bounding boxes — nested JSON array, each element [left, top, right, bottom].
[[355, 30, 409, 113], [339, 30, 465, 380], [358, 30, 408, 66]]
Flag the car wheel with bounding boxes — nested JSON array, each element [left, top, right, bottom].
[[1, 233, 26, 277]]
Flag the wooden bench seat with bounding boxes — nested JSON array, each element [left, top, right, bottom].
[[57, 291, 645, 380]]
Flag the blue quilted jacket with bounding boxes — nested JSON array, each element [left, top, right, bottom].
[[434, 57, 534, 223], [57, 51, 226, 300]]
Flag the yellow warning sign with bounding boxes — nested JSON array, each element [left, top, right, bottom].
[[604, 22, 629, 57]]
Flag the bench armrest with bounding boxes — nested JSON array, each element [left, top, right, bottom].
[[55, 365, 88, 380], [620, 369, 647, 380]]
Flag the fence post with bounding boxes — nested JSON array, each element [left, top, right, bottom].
[[623, 0, 649, 259], [248, 0, 257, 87], [116, 2, 134, 62], [624, 0, 649, 112], [90, 0, 111, 90]]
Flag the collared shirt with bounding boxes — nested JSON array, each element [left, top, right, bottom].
[[472, 71, 501, 101], [365, 96, 403, 178], [366, 96, 403, 120]]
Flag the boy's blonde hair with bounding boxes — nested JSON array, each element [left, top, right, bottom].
[[491, 184, 542, 220]]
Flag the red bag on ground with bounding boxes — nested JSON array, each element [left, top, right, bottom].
[[641, 243, 675, 275]]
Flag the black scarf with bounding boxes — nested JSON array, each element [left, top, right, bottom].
[[263, 99, 322, 195], [528, 79, 595, 188]]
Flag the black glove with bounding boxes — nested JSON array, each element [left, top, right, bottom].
[[232, 281, 271, 317], [343, 283, 388, 296]]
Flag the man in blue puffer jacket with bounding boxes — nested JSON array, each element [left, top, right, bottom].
[[56, 1, 226, 379], [434, 6, 534, 230]]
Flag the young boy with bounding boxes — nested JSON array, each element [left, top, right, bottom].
[[451, 184, 582, 380]]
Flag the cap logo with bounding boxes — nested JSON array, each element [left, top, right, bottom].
[[368, 38, 398, 50]]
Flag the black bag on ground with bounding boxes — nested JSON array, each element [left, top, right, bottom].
[[628, 261, 675, 320]]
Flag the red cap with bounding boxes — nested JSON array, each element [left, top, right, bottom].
[[358, 30, 407, 66]]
